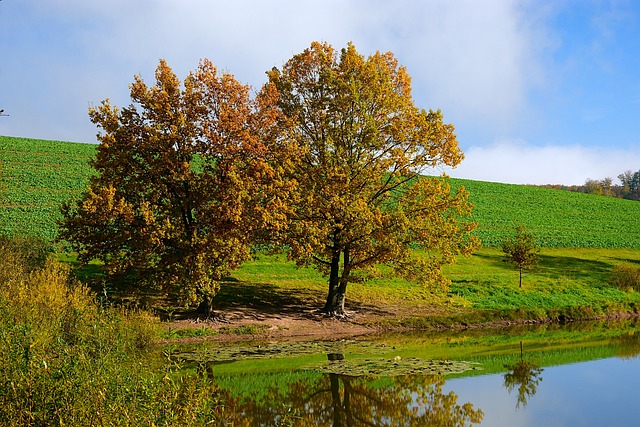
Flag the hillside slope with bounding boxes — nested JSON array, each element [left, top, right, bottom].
[[2, 135, 640, 247], [451, 179, 640, 248], [0, 136, 95, 240]]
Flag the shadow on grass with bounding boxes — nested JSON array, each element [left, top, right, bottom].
[[213, 279, 321, 316], [210, 279, 394, 319], [471, 251, 614, 282], [609, 257, 640, 266], [472, 252, 510, 270], [536, 254, 612, 282], [66, 259, 405, 320]]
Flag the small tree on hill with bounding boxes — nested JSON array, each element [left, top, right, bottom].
[[502, 224, 539, 288]]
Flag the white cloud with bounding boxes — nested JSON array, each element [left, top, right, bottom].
[[3, 0, 547, 143], [379, 0, 550, 132], [443, 140, 640, 185]]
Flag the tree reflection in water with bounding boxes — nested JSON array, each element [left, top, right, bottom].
[[298, 372, 485, 427], [503, 341, 544, 409], [202, 353, 483, 426]]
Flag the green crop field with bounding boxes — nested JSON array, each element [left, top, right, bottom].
[[2, 135, 640, 248], [0, 136, 96, 240], [451, 179, 640, 248]]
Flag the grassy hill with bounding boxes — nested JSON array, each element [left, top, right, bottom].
[[0, 136, 95, 240], [2, 134, 640, 346], [454, 179, 640, 248], [2, 135, 640, 247]]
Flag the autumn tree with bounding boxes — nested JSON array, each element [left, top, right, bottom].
[[266, 42, 479, 316], [584, 177, 615, 196], [501, 224, 539, 288], [59, 59, 296, 313]]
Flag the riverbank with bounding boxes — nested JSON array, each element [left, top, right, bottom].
[[163, 300, 640, 344], [155, 246, 640, 343]]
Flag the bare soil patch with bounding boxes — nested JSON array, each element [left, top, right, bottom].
[[165, 298, 450, 343], [159, 277, 460, 343]]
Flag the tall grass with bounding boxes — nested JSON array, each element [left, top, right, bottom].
[[611, 263, 640, 291], [0, 237, 230, 426]]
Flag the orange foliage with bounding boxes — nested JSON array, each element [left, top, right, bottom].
[[60, 60, 298, 310]]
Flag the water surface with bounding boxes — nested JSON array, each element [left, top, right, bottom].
[[174, 321, 640, 426], [445, 356, 640, 426]]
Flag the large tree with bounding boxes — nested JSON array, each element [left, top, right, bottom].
[[60, 59, 296, 312], [267, 42, 479, 316]]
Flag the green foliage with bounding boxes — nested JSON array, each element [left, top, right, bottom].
[[58, 60, 297, 311], [501, 224, 539, 287], [611, 263, 640, 291], [164, 326, 219, 339], [219, 324, 270, 335]]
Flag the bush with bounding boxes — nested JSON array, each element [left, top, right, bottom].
[[611, 263, 640, 291], [0, 234, 51, 283], [0, 237, 229, 426]]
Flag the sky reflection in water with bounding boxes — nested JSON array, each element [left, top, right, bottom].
[[444, 356, 640, 427]]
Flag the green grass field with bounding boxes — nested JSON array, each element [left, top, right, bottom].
[[453, 179, 640, 248], [3, 135, 640, 248], [3, 134, 640, 323], [0, 136, 95, 240], [221, 247, 640, 327]]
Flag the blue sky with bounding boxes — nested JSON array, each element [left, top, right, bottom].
[[1, 0, 639, 185]]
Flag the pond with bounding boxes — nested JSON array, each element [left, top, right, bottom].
[[445, 356, 640, 426], [169, 320, 640, 426]]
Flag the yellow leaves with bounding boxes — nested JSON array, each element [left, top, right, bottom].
[[63, 58, 305, 309], [63, 44, 478, 312], [81, 185, 135, 224]]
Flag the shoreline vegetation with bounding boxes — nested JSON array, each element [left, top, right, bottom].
[[165, 246, 640, 343], [69, 245, 640, 344]]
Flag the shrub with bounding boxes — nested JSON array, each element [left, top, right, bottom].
[[0, 234, 51, 283], [611, 263, 640, 291], [0, 237, 228, 426]]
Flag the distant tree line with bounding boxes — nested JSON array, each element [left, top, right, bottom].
[[536, 169, 640, 201]]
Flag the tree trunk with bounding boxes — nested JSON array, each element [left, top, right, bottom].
[[322, 245, 350, 317], [519, 266, 523, 288], [198, 295, 215, 318], [323, 249, 342, 314], [343, 377, 354, 426], [330, 373, 345, 427], [326, 280, 347, 316]]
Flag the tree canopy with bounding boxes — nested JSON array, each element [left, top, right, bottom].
[[60, 42, 478, 317], [59, 59, 296, 311], [267, 42, 478, 315]]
